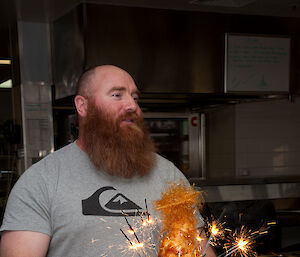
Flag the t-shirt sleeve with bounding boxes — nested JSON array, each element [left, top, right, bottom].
[[0, 161, 53, 236], [171, 163, 190, 185]]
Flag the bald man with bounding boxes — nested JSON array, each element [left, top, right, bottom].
[[0, 65, 215, 257]]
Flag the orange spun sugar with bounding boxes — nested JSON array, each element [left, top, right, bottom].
[[153, 182, 204, 257]]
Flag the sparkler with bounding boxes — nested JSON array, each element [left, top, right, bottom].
[[221, 226, 255, 257], [201, 221, 224, 257], [201, 208, 227, 257], [124, 216, 142, 244], [137, 204, 153, 227], [120, 228, 143, 257], [118, 205, 160, 257], [191, 233, 205, 256], [120, 228, 135, 247], [145, 199, 151, 222], [220, 222, 275, 257], [107, 182, 276, 257], [136, 209, 145, 223]]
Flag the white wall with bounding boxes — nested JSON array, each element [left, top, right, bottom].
[[207, 98, 300, 180], [235, 98, 300, 178], [207, 105, 235, 179]]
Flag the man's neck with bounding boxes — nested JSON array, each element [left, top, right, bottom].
[[76, 138, 87, 153]]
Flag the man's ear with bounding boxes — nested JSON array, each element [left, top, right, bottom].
[[74, 95, 88, 118]]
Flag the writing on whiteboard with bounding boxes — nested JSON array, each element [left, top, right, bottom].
[[225, 34, 290, 92]]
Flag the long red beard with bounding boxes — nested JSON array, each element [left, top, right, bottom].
[[81, 101, 155, 178]]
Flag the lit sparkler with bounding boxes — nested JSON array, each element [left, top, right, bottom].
[[145, 199, 151, 222], [118, 208, 159, 256], [221, 226, 255, 257], [124, 216, 142, 244], [120, 228, 135, 247], [201, 208, 227, 257], [201, 219, 225, 257], [94, 182, 276, 257], [136, 206, 153, 227], [220, 222, 275, 257]]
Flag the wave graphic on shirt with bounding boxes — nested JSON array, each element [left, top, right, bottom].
[[82, 186, 144, 216], [105, 193, 141, 212]]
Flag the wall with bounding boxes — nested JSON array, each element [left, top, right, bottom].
[[207, 97, 300, 181], [235, 98, 300, 178], [207, 105, 235, 180]]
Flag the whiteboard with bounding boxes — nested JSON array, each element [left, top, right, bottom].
[[224, 33, 290, 93]]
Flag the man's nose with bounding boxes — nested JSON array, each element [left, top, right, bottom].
[[125, 96, 138, 112]]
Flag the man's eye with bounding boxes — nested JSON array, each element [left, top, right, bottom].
[[112, 93, 121, 97], [132, 95, 139, 102]]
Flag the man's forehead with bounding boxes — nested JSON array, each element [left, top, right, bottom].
[[93, 67, 138, 91]]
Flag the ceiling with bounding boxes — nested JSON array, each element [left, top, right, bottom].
[[1, 0, 300, 31]]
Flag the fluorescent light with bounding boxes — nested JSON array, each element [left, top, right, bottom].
[[0, 60, 11, 65], [0, 79, 12, 88]]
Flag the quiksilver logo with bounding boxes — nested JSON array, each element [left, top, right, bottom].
[[82, 186, 144, 216]]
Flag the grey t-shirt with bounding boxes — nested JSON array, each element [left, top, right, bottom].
[[1, 142, 195, 257]]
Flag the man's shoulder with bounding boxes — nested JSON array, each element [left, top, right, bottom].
[[37, 142, 79, 165], [46, 142, 77, 159], [22, 142, 77, 177], [149, 153, 188, 187], [153, 153, 184, 176], [154, 153, 175, 168]]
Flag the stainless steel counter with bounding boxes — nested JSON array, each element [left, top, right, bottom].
[[193, 182, 300, 203]]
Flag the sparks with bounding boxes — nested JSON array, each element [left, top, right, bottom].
[[120, 228, 134, 247], [197, 236, 204, 242], [211, 223, 220, 236], [124, 216, 141, 244], [142, 217, 153, 227], [90, 238, 99, 244], [221, 226, 257, 257], [117, 183, 276, 257], [130, 242, 144, 249], [209, 220, 225, 238], [238, 239, 249, 251]]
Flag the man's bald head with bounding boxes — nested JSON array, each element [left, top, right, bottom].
[[76, 67, 97, 97], [76, 65, 134, 98]]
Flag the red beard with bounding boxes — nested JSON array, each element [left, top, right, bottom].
[[81, 100, 155, 178]]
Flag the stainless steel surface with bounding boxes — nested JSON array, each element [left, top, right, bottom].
[[143, 112, 205, 178], [18, 21, 54, 170], [196, 182, 300, 202], [199, 113, 206, 180], [52, 6, 84, 99], [84, 4, 221, 94]]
